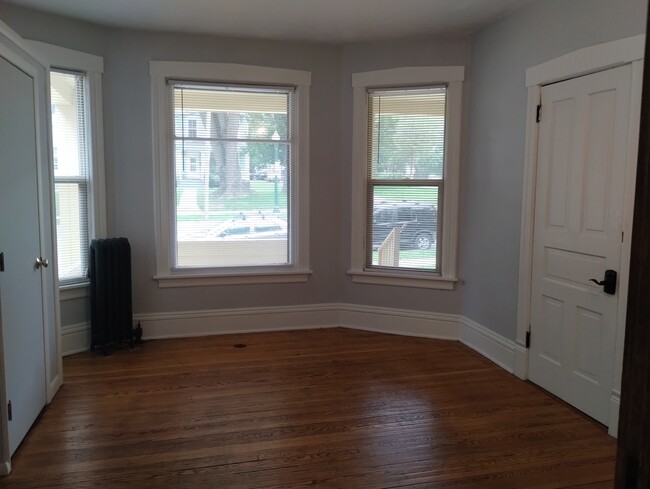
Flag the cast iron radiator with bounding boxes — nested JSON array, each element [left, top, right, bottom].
[[89, 237, 141, 353]]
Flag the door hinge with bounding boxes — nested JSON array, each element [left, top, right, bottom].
[[536, 104, 542, 123], [0, 252, 4, 272], [526, 330, 531, 349], [7, 401, 12, 421]]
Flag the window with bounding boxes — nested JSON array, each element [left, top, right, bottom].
[[28, 41, 106, 294], [50, 70, 90, 285], [350, 67, 464, 289], [150, 62, 311, 286], [188, 119, 197, 138]]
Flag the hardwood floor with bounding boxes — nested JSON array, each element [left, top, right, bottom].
[[4, 328, 615, 488]]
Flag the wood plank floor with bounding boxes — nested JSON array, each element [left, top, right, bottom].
[[4, 328, 615, 488]]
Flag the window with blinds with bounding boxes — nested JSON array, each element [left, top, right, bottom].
[[171, 82, 293, 269], [50, 70, 90, 285], [366, 86, 446, 273]]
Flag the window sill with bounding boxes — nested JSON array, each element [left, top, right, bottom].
[[59, 283, 90, 300], [154, 269, 313, 288], [348, 269, 457, 290]]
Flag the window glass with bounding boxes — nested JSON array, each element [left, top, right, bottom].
[[50, 70, 90, 284], [172, 84, 293, 269], [366, 87, 446, 273]]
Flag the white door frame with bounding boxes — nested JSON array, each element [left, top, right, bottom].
[[0, 20, 62, 474], [516, 35, 645, 436]]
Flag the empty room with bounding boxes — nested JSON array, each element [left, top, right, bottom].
[[0, 0, 649, 487]]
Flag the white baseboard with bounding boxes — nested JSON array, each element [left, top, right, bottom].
[[135, 303, 340, 340], [62, 305, 516, 379], [339, 304, 459, 339], [459, 317, 516, 373], [135, 302, 459, 341], [47, 374, 62, 404], [58, 304, 625, 435], [0, 461, 10, 476], [608, 391, 620, 438], [61, 322, 90, 356], [119, 304, 515, 378], [514, 342, 529, 380]]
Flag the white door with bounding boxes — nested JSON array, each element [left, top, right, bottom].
[[529, 65, 632, 425], [0, 54, 48, 455]]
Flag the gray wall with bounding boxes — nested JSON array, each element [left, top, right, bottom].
[[0, 5, 343, 323], [1, 1, 647, 337], [102, 30, 342, 314], [0, 5, 109, 56], [461, 0, 648, 339]]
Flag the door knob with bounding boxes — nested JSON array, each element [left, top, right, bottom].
[[590, 269, 617, 295], [35, 257, 49, 269]]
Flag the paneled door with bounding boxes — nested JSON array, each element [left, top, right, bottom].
[[529, 65, 632, 425], [0, 54, 48, 455]]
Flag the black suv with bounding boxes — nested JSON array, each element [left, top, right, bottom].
[[372, 201, 437, 250]]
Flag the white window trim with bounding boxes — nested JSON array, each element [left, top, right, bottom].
[[150, 61, 311, 287], [27, 40, 107, 300], [348, 66, 464, 290]]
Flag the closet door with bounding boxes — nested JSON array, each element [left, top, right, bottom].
[[0, 54, 48, 456]]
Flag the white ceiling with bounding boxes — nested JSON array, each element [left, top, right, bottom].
[[4, 0, 534, 43]]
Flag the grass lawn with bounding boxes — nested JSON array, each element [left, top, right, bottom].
[[372, 248, 437, 269], [178, 181, 287, 221], [221, 180, 287, 211]]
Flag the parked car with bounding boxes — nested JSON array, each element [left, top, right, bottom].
[[251, 165, 280, 181], [372, 201, 437, 250], [251, 167, 270, 181], [205, 215, 287, 240]]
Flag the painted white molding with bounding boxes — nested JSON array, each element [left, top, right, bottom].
[[339, 303, 459, 339], [27, 40, 108, 287], [61, 323, 91, 356], [608, 391, 621, 438], [136, 304, 339, 340], [0, 461, 10, 476], [352, 66, 465, 87], [27, 41, 103, 73], [136, 303, 461, 342], [349, 67, 463, 288], [460, 317, 516, 373], [517, 35, 644, 378], [348, 270, 456, 290], [59, 284, 89, 301], [515, 85, 541, 375], [150, 61, 311, 287], [62, 304, 463, 352], [150, 61, 311, 86], [132, 303, 515, 376], [517, 36, 643, 435], [526, 34, 645, 87], [612, 59, 644, 397], [48, 374, 61, 405], [513, 342, 529, 380]]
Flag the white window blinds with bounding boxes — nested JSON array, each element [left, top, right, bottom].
[[171, 83, 293, 269], [50, 70, 90, 285], [366, 86, 446, 273]]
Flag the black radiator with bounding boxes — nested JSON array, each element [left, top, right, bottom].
[[89, 237, 141, 353]]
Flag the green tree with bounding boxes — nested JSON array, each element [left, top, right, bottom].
[[209, 111, 250, 198], [373, 114, 444, 180], [243, 113, 289, 175]]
